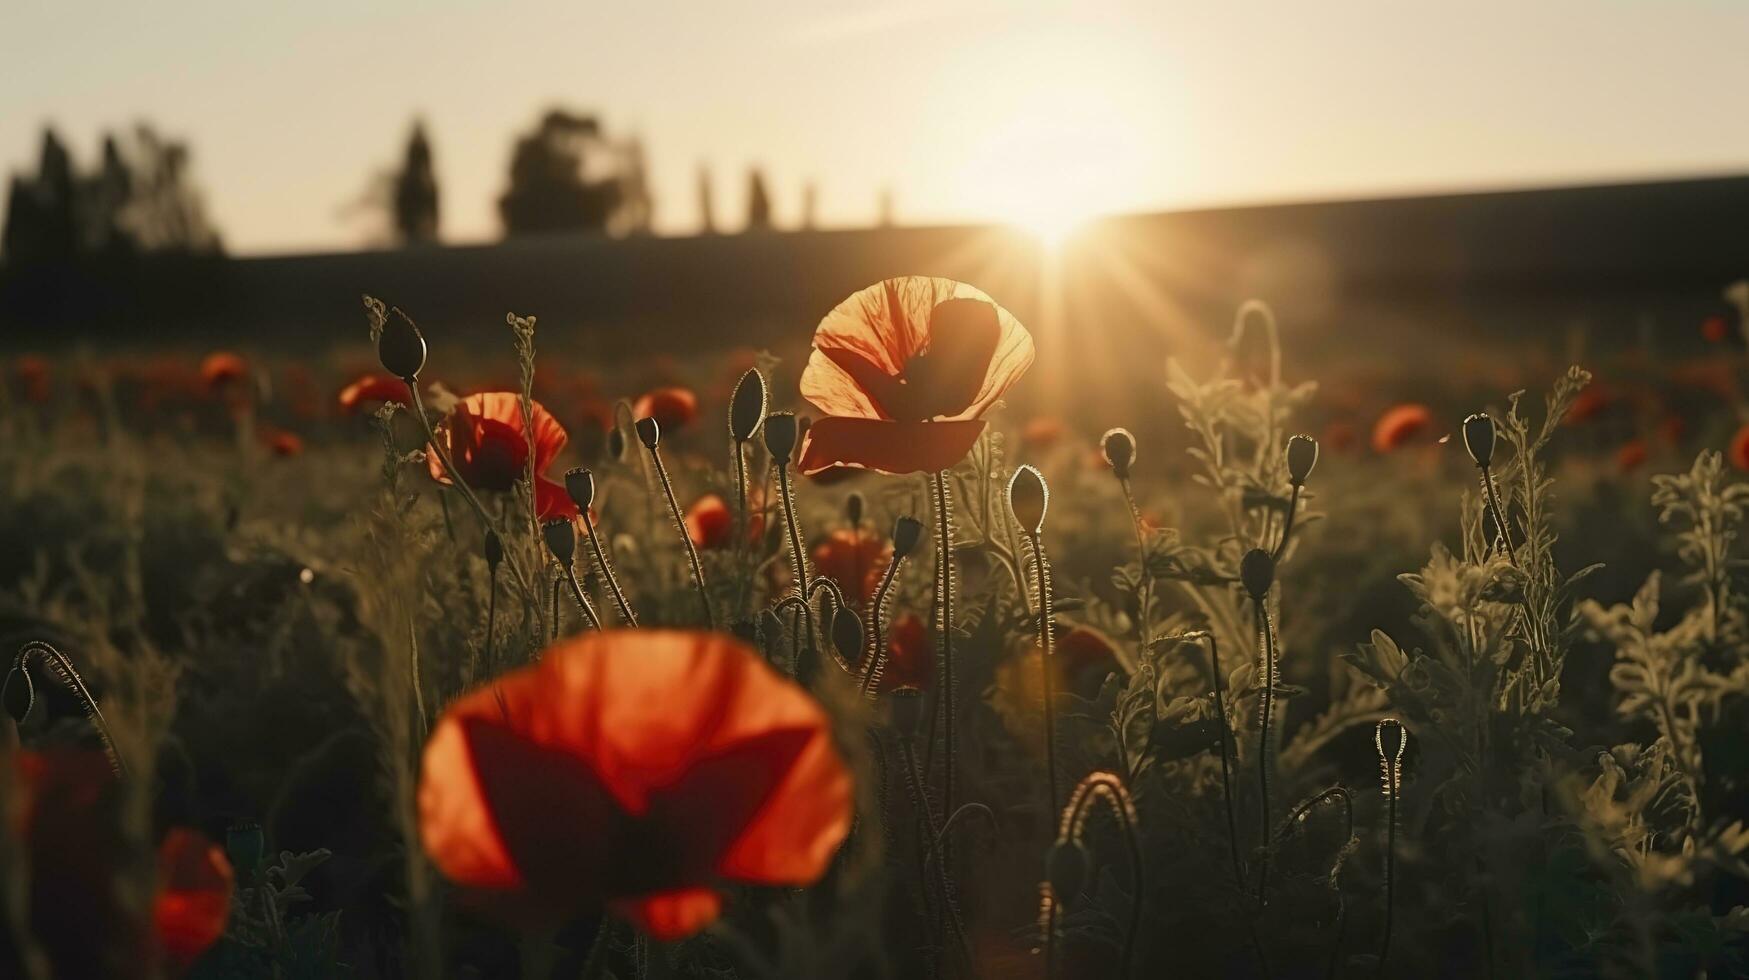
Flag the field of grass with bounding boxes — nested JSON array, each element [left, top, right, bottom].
[[3, 287, 1749, 979]]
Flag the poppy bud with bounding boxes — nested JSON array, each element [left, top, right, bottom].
[[1285, 434, 1319, 486], [566, 467, 596, 511], [846, 491, 865, 528], [2, 666, 31, 723], [729, 368, 767, 443], [226, 822, 264, 878], [1007, 464, 1049, 536], [1101, 427, 1137, 480], [1376, 717, 1408, 762], [889, 686, 925, 735], [635, 416, 661, 449], [831, 606, 864, 665], [1046, 839, 1089, 904], [378, 308, 427, 382], [484, 529, 504, 570], [1239, 548, 1274, 601], [1462, 413, 1496, 468], [892, 516, 924, 559], [543, 519, 576, 566], [764, 412, 798, 462]]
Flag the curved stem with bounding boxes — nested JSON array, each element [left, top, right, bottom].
[[582, 513, 637, 626], [774, 463, 814, 643], [1256, 603, 1278, 903], [647, 444, 713, 628], [1027, 532, 1060, 816], [1271, 484, 1302, 563], [562, 564, 604, 632], [859, 553, 906, 698], [1057, 774, 1144, 980], [9, 641, 126, 776]]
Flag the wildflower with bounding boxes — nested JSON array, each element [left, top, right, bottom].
[[14, 354, 51, 403], [811, 526, 892, 609], [198, 351, 248, 390], [1372, 403, 1432, 452], [337, 373, 412, 413], [875, 613, 933, 692], [417, 630, 851, 939], [1730, 423, 1749, 473], [684, 493, 735, 550], [796, 277, 1035, 474], [1616, 440, 1648, 473], [634, 385, 699, 433], [261, 427, 304, 457], [425, 392, 577, 520], [14, 750, 234, 976]]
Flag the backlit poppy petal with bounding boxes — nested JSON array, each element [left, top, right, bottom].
[[154, 828, 234, 968], [685, 494, 733, 550], [1730, 423, 1749, 472], [878, 614, 933, 693], [633, 387, 699, 432], [1372, 404, 1433, 453], [797, 417, 987, 475], [463, 392, 569, 471], [535, 476, 580, 521], [338, 373, 411, 413], [811, 528, 891, 609], [199, 352, 248, 390], [610, 887, 723, 942], [418, 630, 850, 930]]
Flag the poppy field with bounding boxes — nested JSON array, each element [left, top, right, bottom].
[[5, 277, 1749, 979]]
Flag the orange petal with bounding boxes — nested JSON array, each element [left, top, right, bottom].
[[461, 392, 569, 472], [797, 417, 986, 475], [535, 475, 580, 521], [609, 886, 723, 941], [155, 828, 235, 968]]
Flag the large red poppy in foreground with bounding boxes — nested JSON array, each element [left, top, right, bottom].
[[797, 277, 1034, 475], [418, 630, 852, 939], [426, 392, 578, 520]]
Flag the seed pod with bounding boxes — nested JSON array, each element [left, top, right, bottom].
[[635, 416, 661, 449], [1286, 434, 1319, 487], [889, 686, 925, 734], [377, 308, 427, 381], [484, 529, 504, 570], [831, 606, 864, 665], [845, 491, 865, 527], [1463, 413, 1496, 468], [891, 516, 924, 558], [1046, 839, 1090, 904], [566, 467, 596, 511], [729, 368, 767, 443], [1008, 464, 1049, 536], [542, 519, 576, 566], [763, 412, 798, 462], [1239, 548, 1274, 601], [1101, 427, 1137, 480], [1375, 717, 1408, 763]]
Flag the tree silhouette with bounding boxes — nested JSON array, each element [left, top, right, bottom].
[[498, 109, 651, 238], [393, 122, 439, 245], [2, 124, 221, 267], [697, 163, 716, 234], [745, 167, 772, 231]]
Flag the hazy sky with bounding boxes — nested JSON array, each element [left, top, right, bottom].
[[5, 0, 1747, 255]]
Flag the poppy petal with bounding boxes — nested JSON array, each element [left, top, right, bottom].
[[797, 417, 986, 475], [535, 476, 581, 521], [154, 828, 235, 968], [462, 392, 569, 472], [609, 886, 723, 941]]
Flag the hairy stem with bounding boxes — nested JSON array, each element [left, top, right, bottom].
[[582, 512, 637, 626], [859, 552, 906, 698], [1026, 532, 1060, 815], [562, 564, 604, 632], [775, 462, 816, 648], [1256, 603, 1278, 902], [408, 383, 532, 601], [931, 470, 958, 866], [647, 444, 714, 628]]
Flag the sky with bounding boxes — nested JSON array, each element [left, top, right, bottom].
[[4, 0, 1748, 256]]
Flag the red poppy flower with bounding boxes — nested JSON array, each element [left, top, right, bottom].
[[338, 373, 412, 413], [1703, 315, 1731, 343], [199, 351, 248, 390], [797, 277, 1034, 475], [875, 613, 933, 693], [685, 494, 732, 550], [811, 527, 891, 610], [14, 354, 51, 403], [154, 828, 236, 970], [1372, 404, 1433, 453], [1564, 386, 1611, 426], [633, 386, 699, 433], [1731, 423, 1749, 473], [417, 630, 852, 939], [426, 392, 578, 520], [260, 427, 304, 457], [1616, 440, 1648, 473], [14, 750, 233, 976], [1021, 416, 1067, 451]]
